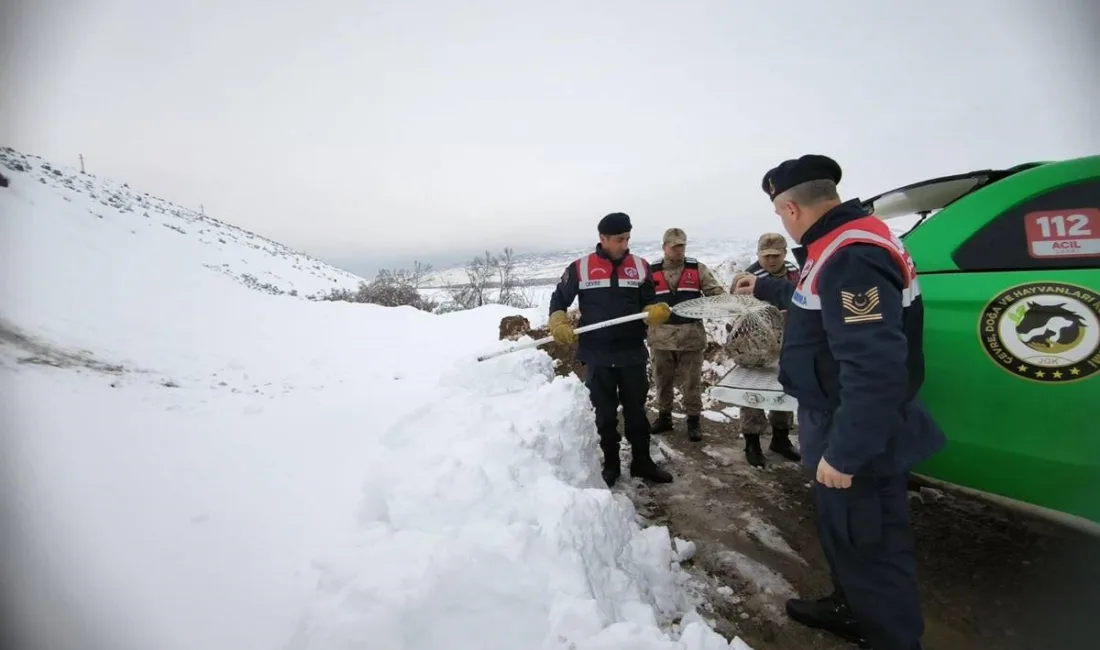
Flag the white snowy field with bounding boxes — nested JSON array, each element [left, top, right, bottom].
[[0, 151, 752, 650]]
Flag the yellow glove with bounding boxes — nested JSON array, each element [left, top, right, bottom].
[[548, 310, 577, 344], [644, 302, 671, 326]]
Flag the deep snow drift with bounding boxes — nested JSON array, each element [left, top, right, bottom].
[[0, 150, 752, 650]]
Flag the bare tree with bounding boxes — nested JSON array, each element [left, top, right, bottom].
[[447, 251, 495, 309], [406, 260, 433, 289], [445, 248, 533, 310], [494, 247, 519, 306]]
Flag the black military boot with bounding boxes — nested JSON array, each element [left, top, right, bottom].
[[650, 410, 674, 435], [744, 434, 765, 468], [601, 444, 621, 487], [629, 442, 673, 483], [785, 592, 869, 648], [686, 415, 702, 442], [769, 427, 801, 462]]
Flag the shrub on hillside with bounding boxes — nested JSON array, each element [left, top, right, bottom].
[[317, 261, 438, 312]]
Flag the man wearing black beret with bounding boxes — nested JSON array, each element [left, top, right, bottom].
[[547, 212, 675, 487], [736, 155, 946, 650]]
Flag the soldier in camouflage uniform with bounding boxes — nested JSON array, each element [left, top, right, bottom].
[[648, 228, 727, 441], [730, 233, 802, 467]]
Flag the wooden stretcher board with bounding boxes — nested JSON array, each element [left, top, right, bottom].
[[708, 364, 799, 412]]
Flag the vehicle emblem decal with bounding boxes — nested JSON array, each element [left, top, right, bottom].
[[978, 281, 1100, 383]]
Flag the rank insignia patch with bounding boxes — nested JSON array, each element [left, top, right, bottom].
[[840, 286, 883, 324]]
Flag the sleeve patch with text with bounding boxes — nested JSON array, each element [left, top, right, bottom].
[[839, 286, 883, 324]]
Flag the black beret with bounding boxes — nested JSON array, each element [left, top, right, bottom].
[[598, 212, 632, 235], [762, 154, 843, 200]]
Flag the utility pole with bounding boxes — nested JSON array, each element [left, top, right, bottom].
[[79, 154, 85, 174]]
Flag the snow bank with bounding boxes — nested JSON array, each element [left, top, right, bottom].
[[286, 350, 706, 650], [0, 153, 750, 650]]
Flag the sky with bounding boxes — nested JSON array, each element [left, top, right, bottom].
[[4, 0, 1099, 274]]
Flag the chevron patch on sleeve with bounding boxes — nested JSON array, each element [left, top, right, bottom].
[[839, 286, 883, 324]]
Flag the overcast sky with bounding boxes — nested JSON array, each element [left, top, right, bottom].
[[4, 0, 1098, 273]]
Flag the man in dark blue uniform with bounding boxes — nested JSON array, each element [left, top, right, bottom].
[[735, 155, 946, 650], [548, 212, 675, 487]]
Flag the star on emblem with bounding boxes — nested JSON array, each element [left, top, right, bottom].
[[1070, 367, 1081, 375], [1053, 370, 1063, 379], [1017, 365, 1028, 373], [1035, 370, 1045, 379]]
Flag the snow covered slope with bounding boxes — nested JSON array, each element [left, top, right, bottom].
[[0, 147, 364, 297], [0, 150, 752, 650]]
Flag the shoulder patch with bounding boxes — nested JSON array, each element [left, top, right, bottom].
[[839, 286, 883, 324]]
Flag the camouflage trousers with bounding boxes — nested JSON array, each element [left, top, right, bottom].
[[651, 349, 705, 416], [740, 407, 793, 435]]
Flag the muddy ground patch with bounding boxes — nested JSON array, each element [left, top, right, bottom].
[[632, 411, 1100, 650]]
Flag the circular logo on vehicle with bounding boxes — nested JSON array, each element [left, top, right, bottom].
[[979, 281, 1100, 383]]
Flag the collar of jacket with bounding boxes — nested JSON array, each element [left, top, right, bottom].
[[747, 260, 788, 278], [792, 198, 867, 266]]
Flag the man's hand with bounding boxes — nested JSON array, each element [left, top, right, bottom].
[[644, 302, 672, 326], [816, 457, 853, 489], [548, 310, 577, 344], [734, 274, 757, 295]]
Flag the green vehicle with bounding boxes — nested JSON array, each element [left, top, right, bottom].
[[710, 155, 1099, 530], [862, 155, 1100, 529]]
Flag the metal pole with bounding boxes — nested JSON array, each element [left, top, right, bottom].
[[477, 312, 649, 362]]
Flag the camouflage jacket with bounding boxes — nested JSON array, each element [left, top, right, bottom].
[[647, 260, 726, 351]]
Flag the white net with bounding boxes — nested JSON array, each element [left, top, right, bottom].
[[672, 294, 784, 368], [725, 302, 783, 368], [671, 293, 774, 320]]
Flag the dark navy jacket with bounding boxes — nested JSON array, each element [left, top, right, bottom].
[[753, 200, 945, 476], [549, 244, 658, 367]]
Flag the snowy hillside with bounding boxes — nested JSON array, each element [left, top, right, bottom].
[[0, 150, 752, 650], [0, 147, 365, 297]]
